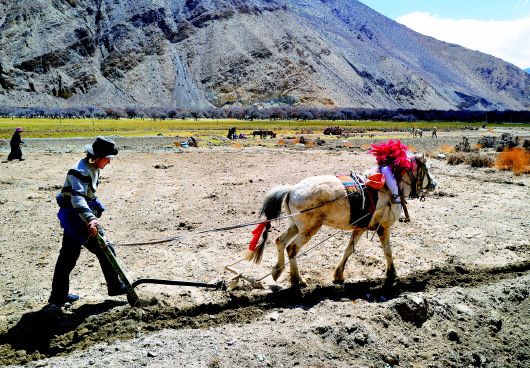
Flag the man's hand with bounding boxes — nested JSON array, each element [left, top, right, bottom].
[[87, 219, 99, 237]]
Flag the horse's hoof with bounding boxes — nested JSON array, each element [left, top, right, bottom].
[[271, 267, 283, 281], [288, 277, 307, 288]]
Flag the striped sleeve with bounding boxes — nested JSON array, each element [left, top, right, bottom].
[[67, 169, 97, 223]]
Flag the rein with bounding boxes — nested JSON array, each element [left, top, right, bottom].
[[401, 159, 431, 201], [115, 165, 432, 248], [115, 188, 359, 247]]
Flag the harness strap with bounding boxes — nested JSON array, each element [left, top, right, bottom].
[[399, 190, 411, 223]]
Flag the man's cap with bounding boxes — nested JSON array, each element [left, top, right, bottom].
[[15, 127, 23, 132], [85, 136, 118, 158]]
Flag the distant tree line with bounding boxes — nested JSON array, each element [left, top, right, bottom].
[[0, 106, 528, 123]]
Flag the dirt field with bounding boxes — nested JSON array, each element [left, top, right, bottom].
[[0, 128, 529, 367]]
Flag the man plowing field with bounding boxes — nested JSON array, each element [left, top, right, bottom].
[[48, 137, 127, 305]]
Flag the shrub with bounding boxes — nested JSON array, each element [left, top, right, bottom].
[[495, 133, 519, 152], [455, 137, 471, 152], [447, 152, 493, 167], [467, 154, 493, 168], [495, 147, 530, 175], [447, 153, 466, 165], [477, 136, 496, 148]]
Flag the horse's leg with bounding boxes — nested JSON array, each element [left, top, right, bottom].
[[333, 229, 365, 284], [286, 223, 322, 287], [272, 224, 298, 281], [377, 226, 396, 287]]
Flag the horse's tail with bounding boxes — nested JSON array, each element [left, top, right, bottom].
[[246, 186, 290, 264]]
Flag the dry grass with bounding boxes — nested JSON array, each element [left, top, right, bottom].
[[439, 144, 455, 153], [495, 147, 530, 175], [360, 143, 372, 150], [447, 152, 493, 168]]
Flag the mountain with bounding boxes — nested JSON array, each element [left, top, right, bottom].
[[0, 0, 528, 110], [525, 68, 530, 74]]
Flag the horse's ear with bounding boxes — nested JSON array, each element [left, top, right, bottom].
[[414, 152, 426, 163]]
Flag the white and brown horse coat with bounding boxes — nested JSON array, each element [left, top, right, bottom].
[[249, 154, 436, 287]]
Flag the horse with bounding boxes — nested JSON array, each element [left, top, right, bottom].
[[247, 153, 436, 288], [253, 130, 277, 139], [323, 126, 343, 135], [412, 128, 423, 138]]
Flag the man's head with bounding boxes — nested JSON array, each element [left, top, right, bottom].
[[15, 127, 23, 133], [86, 137, 118, 169], [86, 136, 118, 158]]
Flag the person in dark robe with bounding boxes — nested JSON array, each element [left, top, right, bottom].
[[8, 127, 25, 161]]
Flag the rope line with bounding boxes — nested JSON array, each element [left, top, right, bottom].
[[115, 182, 379, 247], [256, 211, 373, 281]]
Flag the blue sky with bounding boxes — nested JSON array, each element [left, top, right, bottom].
[[359, 0, 530, 20], [359, 0, 530, 68]]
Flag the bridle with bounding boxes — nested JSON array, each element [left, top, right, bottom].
[[402, 159, 433, 201]]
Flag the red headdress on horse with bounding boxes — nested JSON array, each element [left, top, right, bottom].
[[369, 139, 415, 174]]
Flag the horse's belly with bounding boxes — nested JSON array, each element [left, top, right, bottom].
[[322, 202, 356, 230]]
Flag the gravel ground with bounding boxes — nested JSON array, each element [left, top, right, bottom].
[[0, 127, 528, 367]]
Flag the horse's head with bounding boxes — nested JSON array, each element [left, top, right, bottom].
[[401, 153, 437, 200]]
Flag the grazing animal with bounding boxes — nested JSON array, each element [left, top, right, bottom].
[[412, 128, 423, 138], [253, 130, 277, 139], [248, 154, 436, 287], [323, 126, 342, 135]]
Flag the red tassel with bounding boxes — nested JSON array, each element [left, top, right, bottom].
[[248, 221, 268, 251], [369, 139, 414, 173]]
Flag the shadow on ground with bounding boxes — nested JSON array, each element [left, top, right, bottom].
[[0, 260, 528, 365], [0, 300, 127, 362]]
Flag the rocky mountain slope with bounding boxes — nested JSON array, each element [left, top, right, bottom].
[[0, 0, 528, 110]]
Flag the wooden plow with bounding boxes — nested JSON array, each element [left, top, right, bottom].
[[95, 232, 227, 307]]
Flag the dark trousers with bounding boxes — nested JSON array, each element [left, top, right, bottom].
[[49, 231, 123, 303]]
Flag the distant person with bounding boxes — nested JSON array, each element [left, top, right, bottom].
[[8, 127, 25, 161], [227, 127, 237, 140], [188, 136, 198, 147], [49, 137, 127, 305], [432, 127, 437, 138]]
